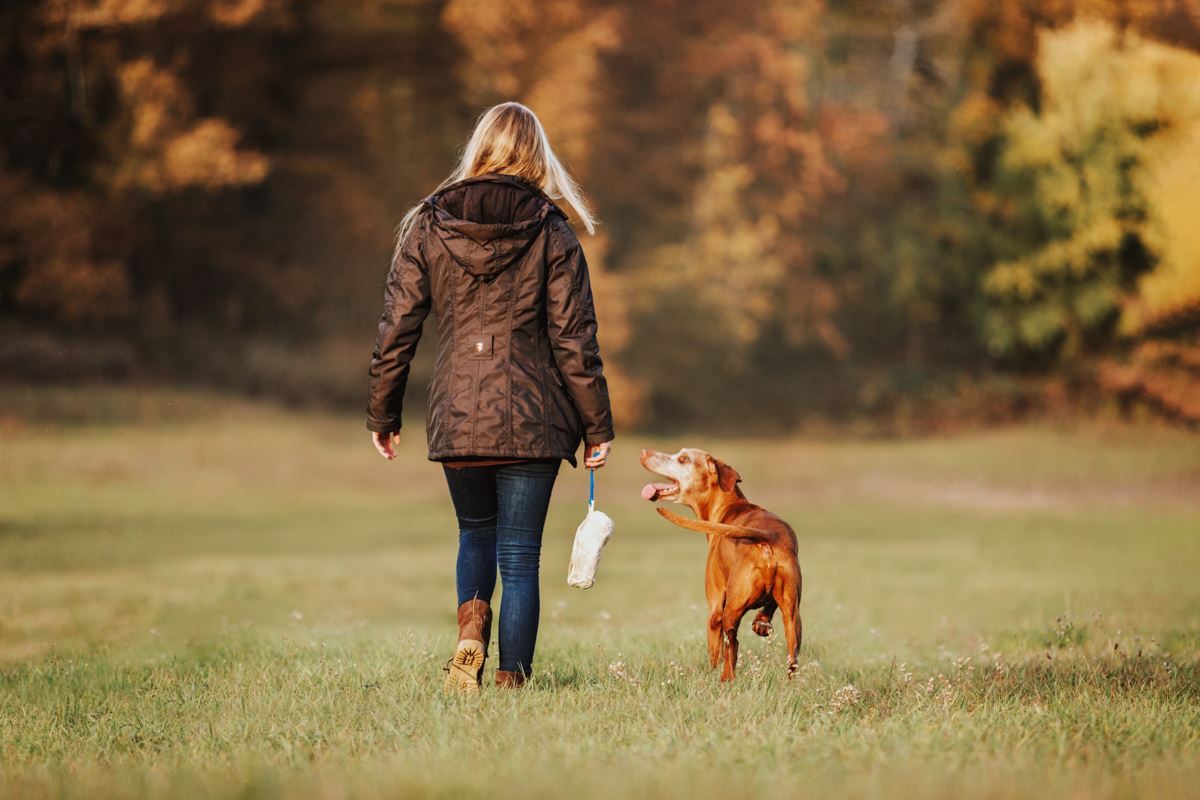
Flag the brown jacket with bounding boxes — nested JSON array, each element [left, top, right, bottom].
[[366, 173, 614, 466]]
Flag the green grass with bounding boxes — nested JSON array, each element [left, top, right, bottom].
[[1, 385, 1199, 799]]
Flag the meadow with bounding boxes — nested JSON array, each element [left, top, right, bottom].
[[1, 386, 1199, 799]]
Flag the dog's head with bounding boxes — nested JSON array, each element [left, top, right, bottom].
[[639, 448, 742, 506]]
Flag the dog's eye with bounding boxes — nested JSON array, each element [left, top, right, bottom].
[[678, 455, 689, 464]]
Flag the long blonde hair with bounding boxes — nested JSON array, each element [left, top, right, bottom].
[[395, 102, 596, 247]]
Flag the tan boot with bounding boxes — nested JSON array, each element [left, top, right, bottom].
[[442, 599, 492, 693], [495, 670, 526, 689]]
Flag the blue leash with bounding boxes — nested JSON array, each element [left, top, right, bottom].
[[588, 467, 596, 512]]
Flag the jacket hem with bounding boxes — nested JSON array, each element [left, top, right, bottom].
[[429, 447, 580, 468]]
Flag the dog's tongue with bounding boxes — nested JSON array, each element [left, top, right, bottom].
[[641, 483, 669, 501]]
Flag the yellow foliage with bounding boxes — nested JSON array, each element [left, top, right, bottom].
[[948, 93, 1001, 149], [1002, 22, 1200, 181], [984, 19, 1200, 358], [1129, 120, 1200, 331], [984, 263, 1038, 302], [1036, 20, 1200, 152]]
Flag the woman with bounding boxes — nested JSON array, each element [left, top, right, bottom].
[[366, 102, 614, 692]]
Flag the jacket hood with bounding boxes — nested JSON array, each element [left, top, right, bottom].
[[425, 173, 567, 280]]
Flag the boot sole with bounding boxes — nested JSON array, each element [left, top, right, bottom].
[[443, 639, 486, 693]]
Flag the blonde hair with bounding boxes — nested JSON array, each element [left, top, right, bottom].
[[395, 102, 596, 247]]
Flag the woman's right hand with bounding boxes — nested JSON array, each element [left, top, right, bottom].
[[372, 430, 400, 460]]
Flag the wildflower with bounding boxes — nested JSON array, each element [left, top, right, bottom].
[[662, 660, 685, 686], [608, 660, 639, 685], [829, 684, 862, 712], [743, 649, 765, 680]]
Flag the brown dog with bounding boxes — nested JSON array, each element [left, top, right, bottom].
[[640, 448, 802, 681]]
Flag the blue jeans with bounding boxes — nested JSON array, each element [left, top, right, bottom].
[[442, 460, 560, 675]]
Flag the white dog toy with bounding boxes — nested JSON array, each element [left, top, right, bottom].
[[567, 468, 614, 589]]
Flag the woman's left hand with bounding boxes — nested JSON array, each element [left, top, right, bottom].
[[584, 441, 612, 470]]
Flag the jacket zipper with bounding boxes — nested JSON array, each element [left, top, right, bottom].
[[470, 279, 486, 451]]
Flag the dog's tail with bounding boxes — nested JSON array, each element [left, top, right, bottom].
[[656, 507, 775, 542]]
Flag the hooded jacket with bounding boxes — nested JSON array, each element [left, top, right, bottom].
[[366, 173, 614, 466]]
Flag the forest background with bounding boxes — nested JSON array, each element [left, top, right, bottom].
[[5, 0, 1200, 433]]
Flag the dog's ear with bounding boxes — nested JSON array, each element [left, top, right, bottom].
[[707, 456, 742, 493]]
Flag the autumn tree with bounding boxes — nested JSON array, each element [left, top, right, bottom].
[[1, 1, 280, 337], [980, 20, 1200, 364]]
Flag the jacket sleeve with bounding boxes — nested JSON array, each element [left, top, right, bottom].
[[366, 221, 432, 434], [545, 219, 615, 447]]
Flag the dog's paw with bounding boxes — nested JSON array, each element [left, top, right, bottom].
[[752, 619, 773, 638]]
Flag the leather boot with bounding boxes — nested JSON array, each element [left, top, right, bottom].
[[495, 670, 526, 688], [442, 598, 492, 693]]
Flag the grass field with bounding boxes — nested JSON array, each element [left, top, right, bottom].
[[1, 386, 1199, 799]]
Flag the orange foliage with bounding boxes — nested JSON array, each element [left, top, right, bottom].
[[1, 178, 130, 322], [110, 59, 269, 193]]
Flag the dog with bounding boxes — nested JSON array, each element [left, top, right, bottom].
[[640, 448, 802, 681]]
